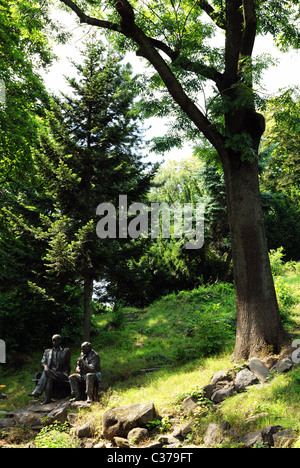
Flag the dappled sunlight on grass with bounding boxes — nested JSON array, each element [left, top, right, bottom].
[[1, 262, 300, 447], [102, 353, 234, 414]]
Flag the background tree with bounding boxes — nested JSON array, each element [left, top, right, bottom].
[[0, 0, 70, 352], [107, 155, 230, 306], [260, 89, 300, 204], [32, 40, 155, 341], [0, 0, 66, 185], [259, 88, 300, 261]]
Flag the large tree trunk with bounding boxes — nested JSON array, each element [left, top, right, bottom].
[[222, 152, 289, 359]]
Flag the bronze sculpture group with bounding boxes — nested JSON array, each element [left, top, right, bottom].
[[28, 335, 102, 404]]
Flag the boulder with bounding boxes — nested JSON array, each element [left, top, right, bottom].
[[114, 437, 130, 448], [203, 384, 216, 400], [272, 358, 293, 374], [181, 396, 199, 415], [102, 402, 156, 440], [204, 421, 230, 447], [235, 368, 258, 393], [77, 421, 94, 438], [171, 420, 194, 441], [273, 429, 297, 448], [210, 370, 233, 386], [127, 427, 148, 445], [0, 418, 15, 429], [47, 406, 68, 424], [240, 430, 263, 448], [248, 357, 270, 382], [261, 425, 282, 446], [14, 410, 43, 429], [158, 435, 181, 446], [210, 384, 235, 403]]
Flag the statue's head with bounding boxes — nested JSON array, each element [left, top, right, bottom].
[[81, 342, 92, 355], [52, 334, 62, 348]]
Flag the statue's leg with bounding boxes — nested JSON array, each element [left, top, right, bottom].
[[42, 370, 65, 404], [69, 374, 83, 400], [28, 371, 47, 398], [85, 373, 96, 401], [43, 376, 54, 404]]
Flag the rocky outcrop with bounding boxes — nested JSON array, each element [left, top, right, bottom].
[[192, 354, 297, 407], [0, 399, 89, 433], [102, 402, 156, 440]]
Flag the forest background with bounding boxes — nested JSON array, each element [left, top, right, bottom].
[[0, 0, 300, 359]]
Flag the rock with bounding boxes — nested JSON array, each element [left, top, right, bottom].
[[14, 410, 43, 429], [261, 425, 282, 446], [210, 370, 232, 385], [114, 437, 130, 448], [181, 396, 199, 415], [82, 440, 94, 449], [235, 368, 258, 392], [145, 441, 163, 448], [77, 422, 94, 438], [210, 384, 235, 403], [47, 406, 68, 424], [203, 384, 216, 400], [23, 442, 37, 448], [0, 418, 15, 429], [127, 427, 148, 444], [158, 435, 180, 446], [27, 402, 56, 413], [70, 400, 91, 410], [102, 402, 156, 440], [248, 357, 270, 382], [240, 430, 263, 448], [240, 426, 294, 448], [272, 358, 293, 374], [171, 420, 194, 441], [94, 442, 106, 448], [67, 413, 78, 426], [273, 429, 296, 448], [204, 421, 230, 447]]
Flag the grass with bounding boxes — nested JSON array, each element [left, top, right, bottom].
[[91, 282, 236, 383], [1, 254, 300, 447]]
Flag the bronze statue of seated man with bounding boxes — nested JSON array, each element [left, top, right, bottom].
[[69, 342, 102, 402], [28, 334, 71, 404]]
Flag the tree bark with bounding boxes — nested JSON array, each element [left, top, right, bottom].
[[83, 273, 93, 342], [222, 153, 289, 359]]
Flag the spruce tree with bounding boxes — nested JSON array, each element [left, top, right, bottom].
[[34, 39, 155, 340]]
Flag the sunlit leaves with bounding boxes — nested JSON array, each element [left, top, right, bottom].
[[256, 0, 300, 50]]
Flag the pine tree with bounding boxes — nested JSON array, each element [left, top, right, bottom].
[[33, 39, 155, 340]]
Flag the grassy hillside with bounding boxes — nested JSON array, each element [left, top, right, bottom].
[[1, 254, 300, 447], [93, 282, 236, 383]]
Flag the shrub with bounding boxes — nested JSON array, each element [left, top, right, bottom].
[[34, 422, 78, 449], [269, 247, 286, 276]]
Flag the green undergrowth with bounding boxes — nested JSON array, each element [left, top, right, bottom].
[[1, 256, 300, 447], [92, 282, 236, 383]]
